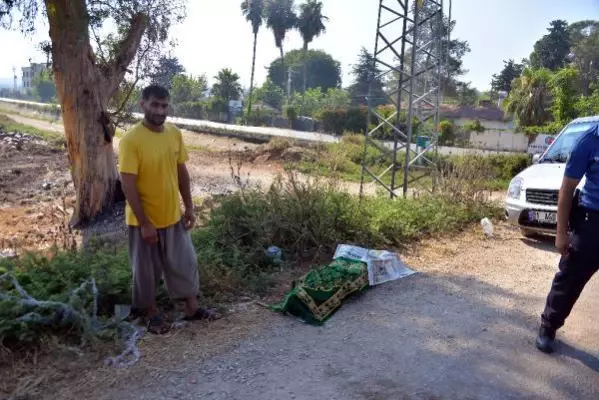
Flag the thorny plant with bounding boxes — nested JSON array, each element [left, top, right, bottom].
[[434, 155, 495, 203], [228, 146, 252, 197], [49, 192, 78, 252]]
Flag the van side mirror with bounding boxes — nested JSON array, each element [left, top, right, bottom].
[[532, 154, 541, 164]]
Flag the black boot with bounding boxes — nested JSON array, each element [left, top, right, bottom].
[[535, 326, 556, 354]]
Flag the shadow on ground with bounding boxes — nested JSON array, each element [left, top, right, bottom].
[[520, 235, 559, 255]]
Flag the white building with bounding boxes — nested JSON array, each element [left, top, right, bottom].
[[440, 104, 528, 153], [21, 62, 47, 91]]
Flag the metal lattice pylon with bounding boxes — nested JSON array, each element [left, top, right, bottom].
[[360, 0, 445, 198]]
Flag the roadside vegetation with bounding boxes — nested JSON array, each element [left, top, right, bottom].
[[0, 114, 64, 146], [274, 134, 530, 191], [0, 137, 503, 351]]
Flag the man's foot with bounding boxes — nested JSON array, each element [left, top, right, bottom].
[[535, 326, 556, 354], [147, 314, 171, 334], [183, 307, 222, 321]]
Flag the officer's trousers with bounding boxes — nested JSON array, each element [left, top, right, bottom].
[[541, 209, 599, 331]]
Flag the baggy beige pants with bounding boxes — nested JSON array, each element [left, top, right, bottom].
[[128, 220, 200, 309]]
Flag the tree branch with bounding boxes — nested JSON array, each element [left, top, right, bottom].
[[102, 12, 148, 100]]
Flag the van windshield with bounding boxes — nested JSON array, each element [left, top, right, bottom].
[[540, 122, 597, 163]]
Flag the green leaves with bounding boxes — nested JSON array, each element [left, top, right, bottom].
[[241, 0, 265, 34], [211, 68, 242, 102], [296, 0, 327, 45]]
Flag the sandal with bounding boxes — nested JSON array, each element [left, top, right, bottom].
[[183, 307, 222, 321], [147, 314, 171, 334]]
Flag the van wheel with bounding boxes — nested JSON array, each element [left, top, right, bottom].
[[521, 229, 538, 238]]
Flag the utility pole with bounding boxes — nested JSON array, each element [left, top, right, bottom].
[[12, 67, 17, 92]]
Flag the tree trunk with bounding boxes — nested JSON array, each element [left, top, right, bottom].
[[280, 46, 287, 99], [302, 42, 308, 96], [302, 41, 308, 115], [45, 0, 147, 225], [246, 31, 258, 121]]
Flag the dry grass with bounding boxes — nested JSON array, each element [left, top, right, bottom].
[[435, 155, 497, 203]]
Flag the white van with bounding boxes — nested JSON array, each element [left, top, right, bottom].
[[505, 116, 599, 237]]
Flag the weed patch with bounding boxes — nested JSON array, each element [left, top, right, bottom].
[[286, 134, 530, 191], [0, 114, 64, 146], [1, 172, 500, 349]]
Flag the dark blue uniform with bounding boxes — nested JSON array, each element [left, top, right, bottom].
[[540, 124, 599, 337]]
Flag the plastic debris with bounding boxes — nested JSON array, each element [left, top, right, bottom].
[[481, 218, 494, 237], [333, 244, 416, 286], [265, 246, 283, 269]]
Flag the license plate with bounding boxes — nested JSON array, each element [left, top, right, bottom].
[[529, 210, 557, 224]]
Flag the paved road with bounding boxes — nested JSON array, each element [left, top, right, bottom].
[[0, 98, 523, 156], [63, 225, 599, 400]]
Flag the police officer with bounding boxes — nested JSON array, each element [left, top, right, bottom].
[[536, 122, 599, 353]]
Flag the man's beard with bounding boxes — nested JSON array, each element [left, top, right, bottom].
[[145, 113, 166, 126]]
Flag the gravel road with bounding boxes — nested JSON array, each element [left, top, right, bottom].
[[75, 224, 598, 400]]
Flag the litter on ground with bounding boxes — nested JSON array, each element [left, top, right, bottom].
[[270, 245, 415, 325]]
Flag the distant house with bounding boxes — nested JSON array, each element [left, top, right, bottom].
[[439, 104, 514, 131], [401, 102, 525, 152], [21, 62, 47, 92], [439, 105, 527, 152]]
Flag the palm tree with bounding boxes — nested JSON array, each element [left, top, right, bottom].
[[241, 0, 265, 119], [212, 68, 243, 101], [265, 0, 297, 97], [297, 0, 327, 95], [504, 68, 553, 129]]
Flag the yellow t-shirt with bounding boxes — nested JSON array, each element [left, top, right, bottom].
[[118, 122, 189, 228]]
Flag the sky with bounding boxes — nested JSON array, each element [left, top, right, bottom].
[[1, 0, 598, 91]]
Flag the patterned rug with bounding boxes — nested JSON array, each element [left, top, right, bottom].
[[269, 258, 369, 325]]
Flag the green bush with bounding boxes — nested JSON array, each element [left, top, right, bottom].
[[319, 108, 347, 134], [193, 173, 499, 280], [1, 173, 501, 346], [318, 106, 368, 135], [464, 119, 486, 133], [437, 153, 531, 190], [175, 101, 208, 119], [344, 107, 368, 133], [209, 98, 229, 114], [246, 108, 274, 127], [285, 105, 298, 123], [438, 120, 456, 145], [296, 134, 393, 181], [0, 247, 132, 343]]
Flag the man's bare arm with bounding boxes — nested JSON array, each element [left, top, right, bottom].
[[120, 173, 150, 226], [557, 177, 580, 234], [177, 163, 193, 212]]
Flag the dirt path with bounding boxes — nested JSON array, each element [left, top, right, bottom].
[[3, 113, 64, 133], [41, 223, 598, 400], [2, 112, 370, 197]]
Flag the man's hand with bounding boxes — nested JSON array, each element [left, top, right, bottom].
[[183, 208, 196, 230], [141, 222, 158, 244], [556, 231, 571, 256]]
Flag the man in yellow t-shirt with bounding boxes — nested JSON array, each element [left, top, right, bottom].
[[118, 85, 219, 334]]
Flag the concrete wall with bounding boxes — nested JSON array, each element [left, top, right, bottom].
[[469, 130, 529, 152], [450, 118, 526, 152]]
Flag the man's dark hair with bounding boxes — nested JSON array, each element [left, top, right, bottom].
[[142, 85, 169, 100]]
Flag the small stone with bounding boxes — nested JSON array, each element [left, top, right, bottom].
[[0, 249, 16, 258], [42, 182, 52, 190]]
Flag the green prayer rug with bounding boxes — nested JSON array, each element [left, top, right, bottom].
[[269, 258, 369, 325]]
